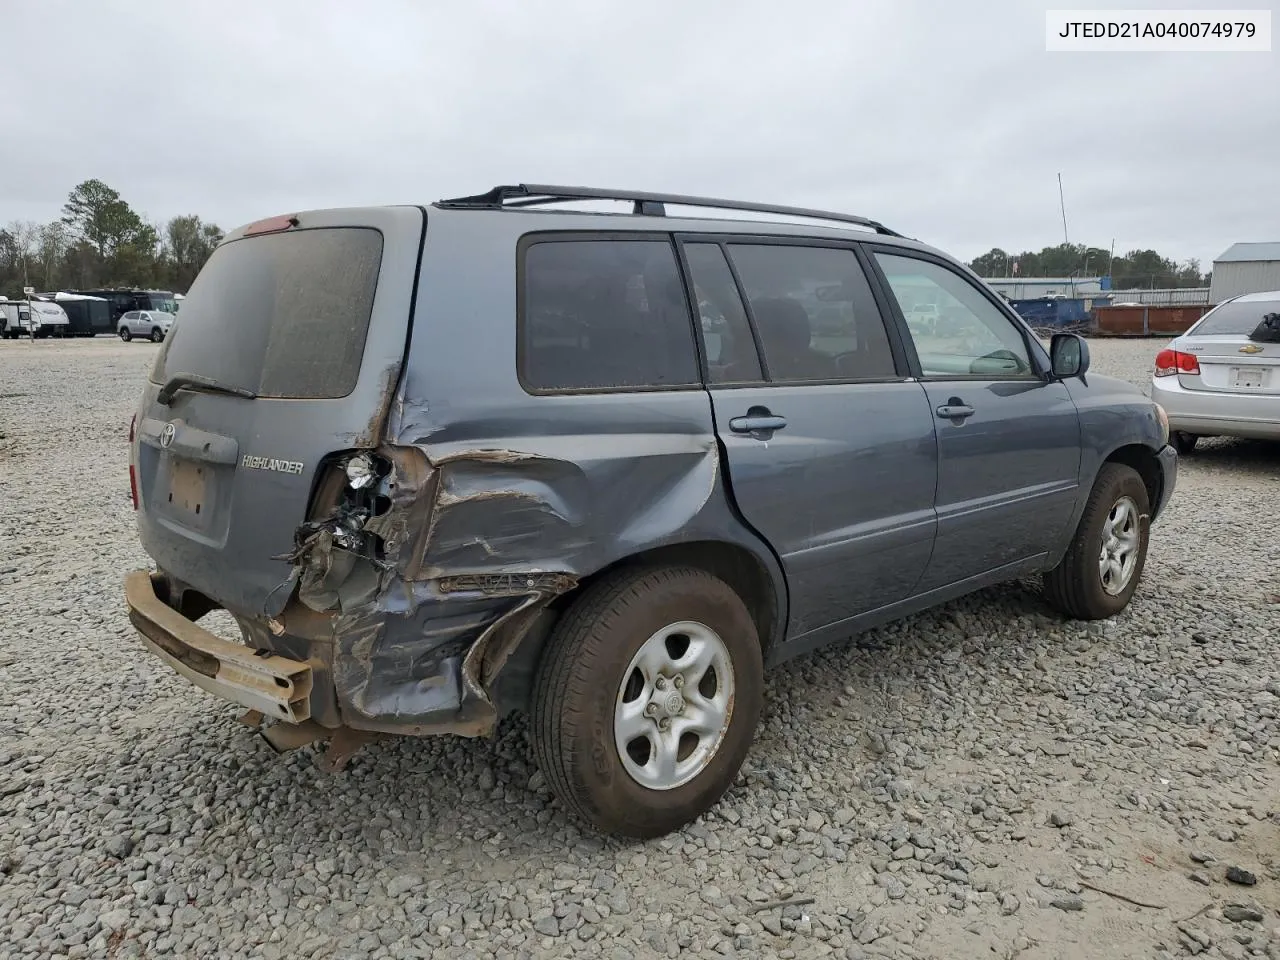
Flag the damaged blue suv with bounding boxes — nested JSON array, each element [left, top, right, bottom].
[[125, 185, 1177, 838]]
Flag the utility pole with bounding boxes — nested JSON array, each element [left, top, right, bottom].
[[1058, 173, 1069, 247]]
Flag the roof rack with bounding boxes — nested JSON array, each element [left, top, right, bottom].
[[435, 183, 903, 237]]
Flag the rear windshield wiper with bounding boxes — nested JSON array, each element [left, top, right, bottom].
[[156, 373, 258, 406]]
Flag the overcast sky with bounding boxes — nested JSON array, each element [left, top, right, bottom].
[[3, 0, 1277, 269]]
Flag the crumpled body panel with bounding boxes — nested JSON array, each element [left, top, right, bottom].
[[270, 388, 745, 735]]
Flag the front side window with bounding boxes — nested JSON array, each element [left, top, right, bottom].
[[725, 244, 897, 382], [874, 253, 1036, 379], [520, 238, 699, 392]]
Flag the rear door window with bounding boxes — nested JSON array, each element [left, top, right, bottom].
[[725, 243, 898, 382], [519, 236, 700, 392], [151, 227, 383, 399]]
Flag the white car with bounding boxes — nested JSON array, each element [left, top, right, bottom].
[[908, 303, 940, 334], [119, 309, 174, 343], [1150, 290, 1280, 453]]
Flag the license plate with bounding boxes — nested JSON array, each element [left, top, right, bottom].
[[167, 459, 209, 521], [1232, 366, 1266, 388]]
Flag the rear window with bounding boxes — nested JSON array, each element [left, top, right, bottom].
[[150, 227, 383, 399], [1193, 298, 1280, 336], [518, 237, 700, 392]]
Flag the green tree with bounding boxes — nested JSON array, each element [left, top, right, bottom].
[[970, 242, 1207, 288], [970, 248, 1011, 277], [1177, 258, 1202, 287], [106, 222, 161, 287], [164, 215, 223, 290], [61, 240, 101, 289], [61, 179, 151, 259]]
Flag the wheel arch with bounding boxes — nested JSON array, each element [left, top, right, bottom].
[[1102, 443, 1163, 517], [562, 539, 784, 658], [488, 538, 787, 718]]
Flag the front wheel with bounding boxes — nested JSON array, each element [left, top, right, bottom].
[[1043, 463, 1150, 620], [119, 328, 132, 342], [150, 327, 164, 343], [531, 566, 764, 839], [1171, 431, 1198, 455]]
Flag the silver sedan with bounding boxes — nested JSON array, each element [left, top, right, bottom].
[[1150, 290, 1280, 453]]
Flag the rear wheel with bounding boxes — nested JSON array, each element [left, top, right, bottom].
[[1044, 463, 1150, 620], [119, 327, 131, 342], [531, 566, 764, 839], [1171, 431, 1198, 455], [150, 327, 164, 343]]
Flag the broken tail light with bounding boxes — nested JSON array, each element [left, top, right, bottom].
[[128, 414, 139, 510], [1154, 348, 1199, 377]]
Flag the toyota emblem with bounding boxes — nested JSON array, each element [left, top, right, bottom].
[[160, 423, 176, 448]]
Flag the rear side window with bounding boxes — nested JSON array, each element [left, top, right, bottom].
[[519, 237, 700, 392], [1193, 298, 1280, 336], [726, 244, 898, 382], [151, 227, 383, 399]]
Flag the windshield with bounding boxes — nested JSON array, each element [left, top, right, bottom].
[[1192, 298, 1280, 336], [147, 295, 178, 314]]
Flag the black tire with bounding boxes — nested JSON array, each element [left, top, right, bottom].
[[1043, 463, 1150, 620], [531, 566, 764, 839], [1171, 431, 1198, 455], [150, 327, 164, 343], [119, 328, 131, 342]]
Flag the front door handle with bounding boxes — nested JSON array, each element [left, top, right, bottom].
[[936, 401, 975, 421], [729, 411, 788, 438]]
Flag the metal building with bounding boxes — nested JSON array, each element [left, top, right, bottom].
[[1209, 242, 1280, 302], [982, 276, 1109, 299]]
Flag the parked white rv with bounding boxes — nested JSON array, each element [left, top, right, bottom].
[[1, 300, 31, 338], [0, 299, 71, 338]]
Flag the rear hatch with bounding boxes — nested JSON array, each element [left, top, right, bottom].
[[1178, 298, 1280, 395], [133, 206, 425, 617]]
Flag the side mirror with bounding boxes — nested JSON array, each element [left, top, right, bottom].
[[1050, 333, 1090, 380]]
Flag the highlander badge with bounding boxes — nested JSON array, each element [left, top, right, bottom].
[[241, 455, 305, 476]]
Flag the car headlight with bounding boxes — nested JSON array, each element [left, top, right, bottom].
[[1153, 402, 1169, 446]]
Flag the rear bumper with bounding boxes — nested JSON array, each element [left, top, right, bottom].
[[1152, 377, 1280, 440], [124, 567, 546, 738], [124, 570, 313, 722]]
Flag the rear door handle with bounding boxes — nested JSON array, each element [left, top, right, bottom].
[[729, 414, 788, 436], [936, 402, 975, 421]]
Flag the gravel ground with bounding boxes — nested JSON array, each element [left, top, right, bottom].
[[2, 336, 1278, 960]]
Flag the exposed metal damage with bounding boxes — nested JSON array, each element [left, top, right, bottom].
[[256, 439, 582, 765], [133, 367, 727, 773]]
